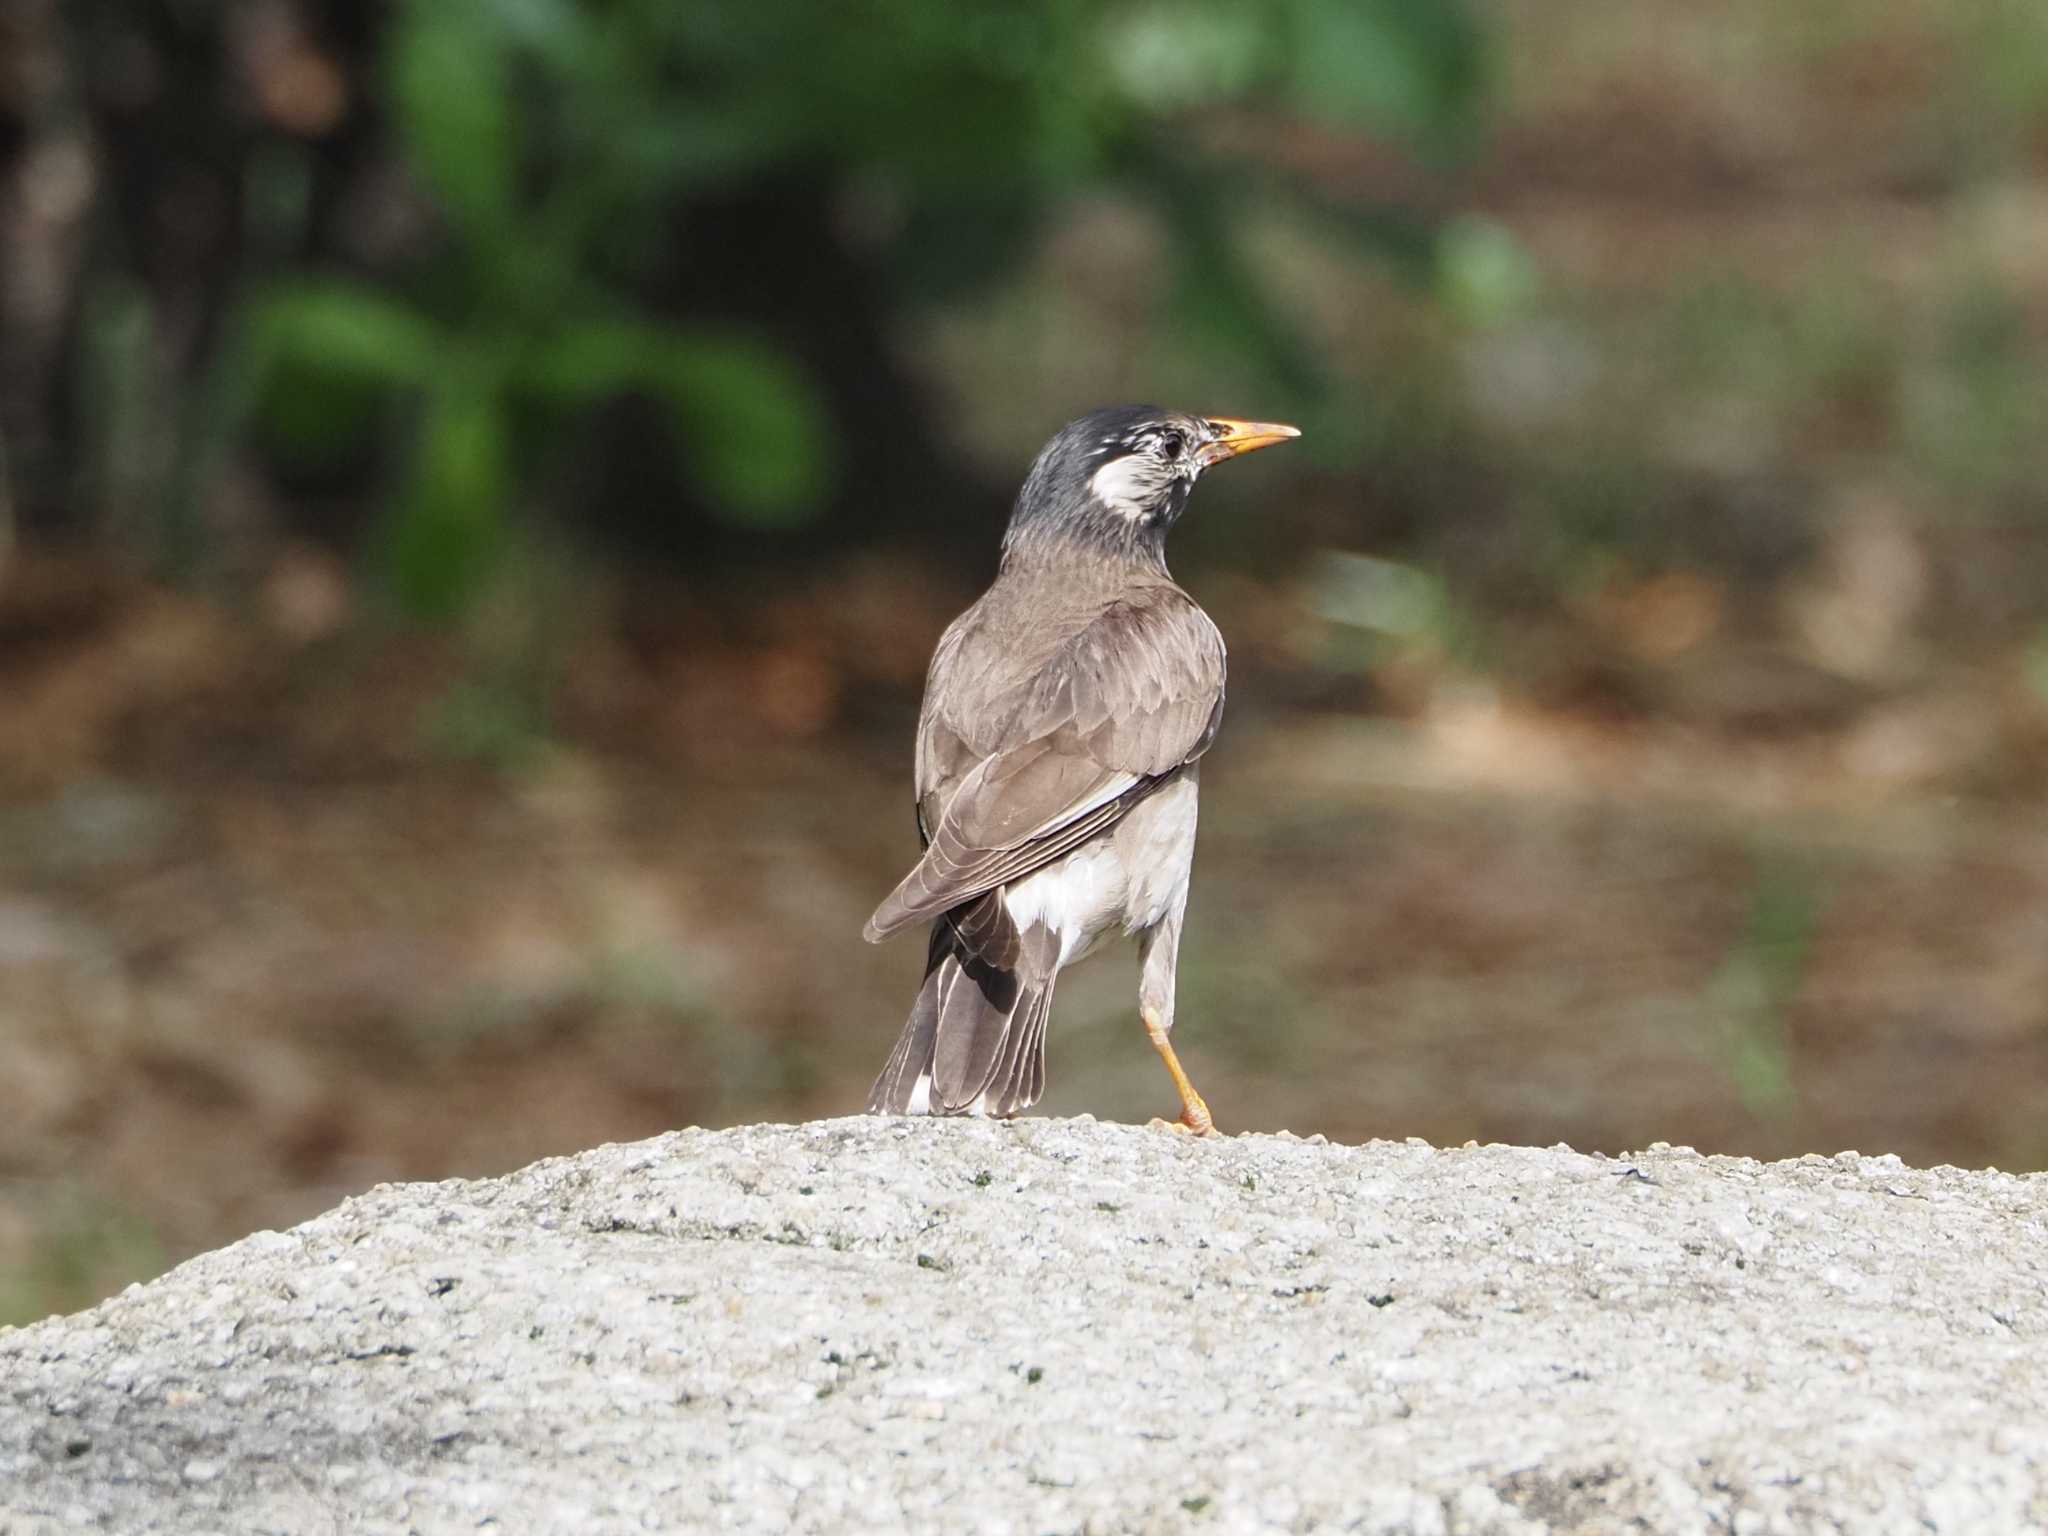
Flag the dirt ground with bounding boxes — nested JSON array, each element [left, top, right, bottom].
[[3, 541, 2046, 1324]]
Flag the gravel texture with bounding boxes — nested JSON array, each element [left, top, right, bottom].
[[1, 1116, 2044, 1534]]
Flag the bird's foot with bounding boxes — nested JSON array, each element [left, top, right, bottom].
[[1141, 1008, 1218, 1136], [1146, 1099, 1217, 1138]]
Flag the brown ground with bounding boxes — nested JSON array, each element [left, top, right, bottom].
[[3, 536, 2046, 1323]]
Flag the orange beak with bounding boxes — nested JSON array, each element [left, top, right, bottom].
[[1196, 417, 1302, 468]]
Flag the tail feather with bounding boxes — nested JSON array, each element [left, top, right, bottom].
[[981, 979, 1052, 1116], [865, 930, 945, 1115], [867, 892, 1057, 1118]]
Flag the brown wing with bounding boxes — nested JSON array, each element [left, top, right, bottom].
[[864, 590, 1225, 942]]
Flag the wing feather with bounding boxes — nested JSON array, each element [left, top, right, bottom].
[[865, 590, 1224, 942]]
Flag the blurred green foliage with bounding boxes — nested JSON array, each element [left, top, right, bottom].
[[252, 3, 841, 614], [0, 1188, 163, 1328], [1706, 854, 1825, 1118], [239, 0, 1486, 616]]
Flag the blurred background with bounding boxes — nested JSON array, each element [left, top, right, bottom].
[[3, 0, 2047, 1321]]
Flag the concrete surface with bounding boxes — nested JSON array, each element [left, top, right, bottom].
[[1, 1116, 2043, 1534]]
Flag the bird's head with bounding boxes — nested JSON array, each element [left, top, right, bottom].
[[1002, 405, 1300, 569]]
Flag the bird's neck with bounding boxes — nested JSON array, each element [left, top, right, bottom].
[[998, 515, 1172, 581]]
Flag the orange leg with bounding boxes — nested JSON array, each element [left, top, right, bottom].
[[1144, 1007, 1215, 1136]]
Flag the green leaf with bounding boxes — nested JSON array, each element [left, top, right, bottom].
[[1434, 215, 1539, 327], [1706, 855, 1822, 1118], [521, 322, 829, 527], [487, 0, 582, 52], [645, 334, 830, 526], [1101, 4, 1272, 112], [1148, 154, 1323, 399], [391, 6, 515, 235], [385, 372, 511, 619], [518, 321, 649, 402], [1287, 0, 1487, 158], [253, 282, 444, 384]]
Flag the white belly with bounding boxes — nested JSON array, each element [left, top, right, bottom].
[[1001, 774, 1199, 965]]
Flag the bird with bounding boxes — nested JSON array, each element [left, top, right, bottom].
[[862, 405, 1300, 1134]]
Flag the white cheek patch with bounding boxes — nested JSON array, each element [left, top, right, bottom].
[[1089, 454, 1174, 520]]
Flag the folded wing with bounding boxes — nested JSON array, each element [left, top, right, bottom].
[[864, 592, 1225, 942]]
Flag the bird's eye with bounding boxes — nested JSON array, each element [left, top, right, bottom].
[[1156, 430, 1186, 459]]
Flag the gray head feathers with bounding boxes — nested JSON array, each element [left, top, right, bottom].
[[1001, 406, 1213, 570]]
